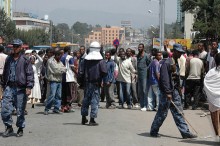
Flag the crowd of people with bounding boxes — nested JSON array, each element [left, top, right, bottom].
[[0, 38, 219, 139]]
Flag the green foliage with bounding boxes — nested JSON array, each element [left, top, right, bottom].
[[0, 8, 16, 43], [182, 0, 220, 39], [15, 28, 49, 46]]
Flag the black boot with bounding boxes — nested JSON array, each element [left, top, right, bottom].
[[81, 116, 88, 125], [3, 126, 14, 137], [16, 128, 23, 137], [89, 118, 99, 126]]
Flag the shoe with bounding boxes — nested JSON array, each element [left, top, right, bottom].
[[117, 105, 124, 109], [16, 128, 23, 137], [182, 133, 198, 139], [81, 116, 88, 125], [127, 105, 132, 109], [124, 104, 128, 109], [88, 118, 99, 126], [2, 126, 14, 137], [32, 104, 34, 108], [44, 110, 49, 115], [53, 110, 62, 114], [134, 104, 140, 108], [150, 133, 161, 138], [141, 107, 147, 111]]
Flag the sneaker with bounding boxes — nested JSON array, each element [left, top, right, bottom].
[[182, 133, 197, 139], [127, 105, 132, 109], [2, 126, 14, 137], [44, 110, 49, 115], [134, 104, 140, 108], [124, 104, 128, 109], [117, 105, 124, 109], [141, 107, 147, 111], [16, 128, 23, 137], [53, 110, 62, 114]]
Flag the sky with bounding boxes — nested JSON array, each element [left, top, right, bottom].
[[13, 0, 177, 28]]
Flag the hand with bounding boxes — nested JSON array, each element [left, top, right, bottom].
[[26, 88, 31, 96], [106, 82, 111, 86], [167, 94, 172, 101], [101, 82, 103, 87]]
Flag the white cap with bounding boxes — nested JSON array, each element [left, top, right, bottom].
[[85, 41, 103, 60]]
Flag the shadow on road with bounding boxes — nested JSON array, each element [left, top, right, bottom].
[[179, 139, 220, 146], [138, 132, 182, 139], [63, 123, 82, 126]]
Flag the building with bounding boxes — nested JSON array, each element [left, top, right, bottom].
[[85, 26, 125, 48], [13, 12, 50, 31], [0, 0, 12, 18], [121, 21, 131, 28], [183, 12, 195, 39]]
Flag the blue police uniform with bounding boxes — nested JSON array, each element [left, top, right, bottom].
[[150, 57, 194, 138]]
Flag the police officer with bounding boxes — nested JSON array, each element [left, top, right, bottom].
[[150, 44, 197, 139], [1, 39, 34, 137], [80, 42, 107, 126]]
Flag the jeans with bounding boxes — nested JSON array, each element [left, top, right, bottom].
[[103, 83, 115, 106], [81, 82, 100, 118], [119, 82, 131, 106], [148, 84, 160, 110], [45, 81, 62, 111], [1, 86, 27, 128], [138, 78, 150, 108], [131, 82, 138, 104], [150, 89, 192, 137]]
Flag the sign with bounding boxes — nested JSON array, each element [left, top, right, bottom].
[[153, 38, 191, 49], [113, 39, 119, 47]]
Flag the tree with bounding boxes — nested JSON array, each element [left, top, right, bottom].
[[0, 8, 16, 43], [56, 23, 71, 42], [181, 0, 220, 40]]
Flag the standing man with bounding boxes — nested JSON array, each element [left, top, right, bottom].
[[80, 42, 107, 126], [185, 50, 204, 110], [102, 51, 116, 108], [61, 46, 77, 112], [148, 51, 162, 111], [150, 44, 197, 139], [207, 40, 219, 71], [137, 44, 151, 111], [0, 45, 7, 100], [77, 46, 87, 106], [44, 49, 67, 115], [198, 42, 207, 60], [1, 39, 34, 137]]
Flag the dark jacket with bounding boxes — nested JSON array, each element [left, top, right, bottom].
[[79, 59, 107, 84], [159, 58, 173, 94], [2, 54, 34, 89]]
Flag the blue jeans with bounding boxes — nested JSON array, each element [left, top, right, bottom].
[[45, 81, 62, 111], [1, 86, 27, 128], [150, 89, 191, 137], [119, 82, 131, 106], [138, 78, 150, 108], [81, 83, 100, 118], [148, 84, 160, 110]]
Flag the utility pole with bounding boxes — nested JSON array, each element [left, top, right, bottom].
[[50, 20, 53, 45], [159, 0, 165, 50]]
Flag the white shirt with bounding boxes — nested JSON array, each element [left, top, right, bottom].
[[0, 53, 8, 75], [199, 50, 207, 60]]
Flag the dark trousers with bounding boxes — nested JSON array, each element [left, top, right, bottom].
[[184, 79, 201, 109]]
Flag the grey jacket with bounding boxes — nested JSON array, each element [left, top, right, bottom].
[[47, 57, 67, 82]]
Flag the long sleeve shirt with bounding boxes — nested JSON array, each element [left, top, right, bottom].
[[159, 58, 173, 94], [102, 59, 115, 83]]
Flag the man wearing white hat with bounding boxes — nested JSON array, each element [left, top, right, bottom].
[[80, 41, 107, 126]]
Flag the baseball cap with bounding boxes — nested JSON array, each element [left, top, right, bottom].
[[11, 39, 23, 46], [173, 44, 185, 53]]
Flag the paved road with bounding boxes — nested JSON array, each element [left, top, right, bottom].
[[0, 102, 219, 146]]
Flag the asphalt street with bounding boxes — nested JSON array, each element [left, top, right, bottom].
[[0, 102, 219, 146]]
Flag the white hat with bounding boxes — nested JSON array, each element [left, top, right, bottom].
[[85, 41, 103, 60]]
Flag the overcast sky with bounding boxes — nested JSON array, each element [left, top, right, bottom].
[[13, 0, 177, 28]]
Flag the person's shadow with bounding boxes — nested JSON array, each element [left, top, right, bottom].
[[138, 132, 181, 139], [180, 139, 220, 146]]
